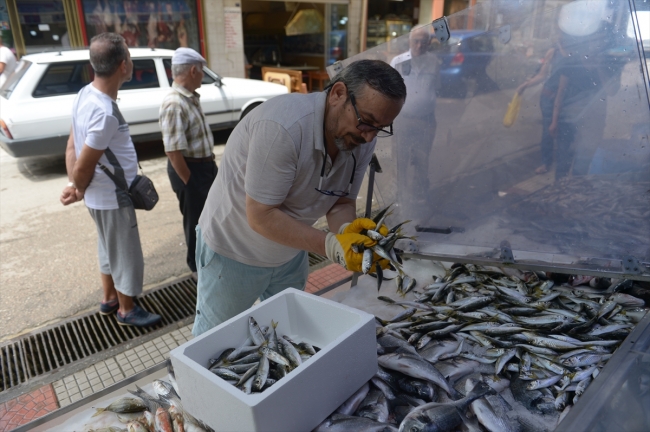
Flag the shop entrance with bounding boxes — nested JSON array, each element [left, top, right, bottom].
[[242, 0, 348, 91]]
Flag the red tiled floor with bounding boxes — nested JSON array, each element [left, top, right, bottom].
[[0, 384, 59, 432], [306, 263, 352, 293]]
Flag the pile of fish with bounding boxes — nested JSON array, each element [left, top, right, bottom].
[[316, 263, 649, 432], [206, 317, 320, 394], [89, 363, 212, 432], [502, 176, 650, 259]]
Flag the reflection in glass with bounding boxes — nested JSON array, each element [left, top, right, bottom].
[[329, 0, 650, 273], [17, 0, 69, 53]]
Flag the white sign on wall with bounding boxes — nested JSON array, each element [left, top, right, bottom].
[[224, 6, 243, 50]]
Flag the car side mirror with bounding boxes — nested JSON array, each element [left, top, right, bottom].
[[214, 77, 223, 87]]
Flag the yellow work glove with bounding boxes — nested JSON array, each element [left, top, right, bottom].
[[339, 218, 389, 237], [325, 232, 376, 272]]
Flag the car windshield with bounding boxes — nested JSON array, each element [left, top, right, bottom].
[[1, 60, 32, 99]]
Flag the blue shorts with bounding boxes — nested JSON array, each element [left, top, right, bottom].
[[192, 226, 308, 337]]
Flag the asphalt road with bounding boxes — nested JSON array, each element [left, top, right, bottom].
[[0, 133, 231, 341]]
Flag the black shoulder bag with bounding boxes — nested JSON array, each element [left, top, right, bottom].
[[98, 161, 159, 211]]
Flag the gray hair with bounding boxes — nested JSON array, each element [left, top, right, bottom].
[[171, 62, 201, 79], [89, 33, 128, 78], [327, 59, 406, 102]]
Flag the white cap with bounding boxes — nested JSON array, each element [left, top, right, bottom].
[[172, 48, 207, 66]]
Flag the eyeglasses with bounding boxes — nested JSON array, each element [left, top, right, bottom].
[[315, 151, 357, 197], [349, 93, 394, 138]]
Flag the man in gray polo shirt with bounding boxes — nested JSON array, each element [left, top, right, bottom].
[[193, 60, 406, 336]]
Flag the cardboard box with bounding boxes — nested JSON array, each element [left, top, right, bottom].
[[170, 288, 377, 431]]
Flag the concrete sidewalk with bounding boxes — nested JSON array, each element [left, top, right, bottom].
[[0, 263, 351, 431]]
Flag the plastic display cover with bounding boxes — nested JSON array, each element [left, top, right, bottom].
[[328, 0, 650, 279]]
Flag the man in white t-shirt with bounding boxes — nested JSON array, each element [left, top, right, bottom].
[[0, 35, 17, 88], [192, 60, 407, 336], [60, 33, 161, 327]]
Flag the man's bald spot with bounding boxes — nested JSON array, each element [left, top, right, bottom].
[[90, 38, 111, 58]]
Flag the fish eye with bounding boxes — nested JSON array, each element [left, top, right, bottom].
[[410, 428, 419, 432]]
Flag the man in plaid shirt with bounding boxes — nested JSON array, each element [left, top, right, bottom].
[[159, 48, 218, 279]]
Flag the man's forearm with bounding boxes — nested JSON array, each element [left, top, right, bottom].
[[72, 144, 105, 193], [72, 165, 95, 193], [65, 132, 76, 181], [246, 196, 328, 256], [326, 198, 357, 233]]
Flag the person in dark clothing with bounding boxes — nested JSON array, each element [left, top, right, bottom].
[[517, 39, 568, 174], [159, 48, 218, 278]]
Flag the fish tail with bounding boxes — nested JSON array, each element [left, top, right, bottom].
[[271, 320, 278, 329], [92, 408, 106, 417], [449, 386, 463, 401]]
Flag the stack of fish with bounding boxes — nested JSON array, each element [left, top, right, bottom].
[[206, 317, 320, 394], [89, 363, 212, 432], [354, 205, 416, 292], [316, 264, 649, 432]]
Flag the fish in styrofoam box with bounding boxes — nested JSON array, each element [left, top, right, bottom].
[[170, 288, 377, 432]]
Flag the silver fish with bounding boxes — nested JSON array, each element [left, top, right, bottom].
[[527, 375, 563, 390], [260, 345, 291, 367], [335, 382, 370, 415], [465, 378, 517, 432], [315, 413, 398, 432], [252, 351, 269, 392], [561, 353, 612, 368], [378, 353, 459, 399], [235, 364, 259, 387], [575, 376, 592, 396], [279, 335, 302, 368], [398, 380, 493, 432], [362, 248, 373, 274], [248, 317, 265, 346], [495, 349, 516, 375]]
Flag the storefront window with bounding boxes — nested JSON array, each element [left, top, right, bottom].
[[17, 0, 69, 53], [0, 0, 14, 49], [82, 0, 201, 51]]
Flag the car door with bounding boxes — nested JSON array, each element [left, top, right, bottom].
[[26, 60, 93, 140], [115, 58, 167, 137], [162, 59, 234, 129]]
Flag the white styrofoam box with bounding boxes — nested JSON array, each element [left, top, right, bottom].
[[170, 288, 377, 432]]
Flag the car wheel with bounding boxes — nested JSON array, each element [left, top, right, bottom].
[[241, 103, 261, 120]]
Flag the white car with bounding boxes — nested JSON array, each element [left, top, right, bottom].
[[0, 48, 288, 157]]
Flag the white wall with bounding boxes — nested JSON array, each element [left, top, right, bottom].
[[203, 0, 246, 78]]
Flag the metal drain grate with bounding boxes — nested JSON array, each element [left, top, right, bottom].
[[308, 252, 328, 267], [0, 277, 197, 400]]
